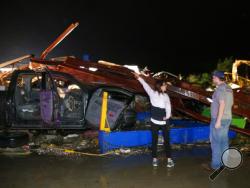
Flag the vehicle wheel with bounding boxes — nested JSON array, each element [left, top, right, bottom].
[[0, 91, 7, 126], [0, 132, 29, 148]]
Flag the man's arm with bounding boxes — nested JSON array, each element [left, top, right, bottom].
[[215, 100, 225, 129]]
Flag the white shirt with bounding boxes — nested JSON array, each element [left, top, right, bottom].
[[138, 77, 171, 125]]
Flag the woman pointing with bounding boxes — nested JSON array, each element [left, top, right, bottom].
[[133, 72, 174, 168]]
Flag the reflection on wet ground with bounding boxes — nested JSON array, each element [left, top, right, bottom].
[[0, 145, 249, 188]]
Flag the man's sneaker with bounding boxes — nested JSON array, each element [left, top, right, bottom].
[[167, 158, 175, 168], [152, 158, 158, 167]]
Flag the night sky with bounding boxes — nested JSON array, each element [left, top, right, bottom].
[[1, 1, 250, 74]]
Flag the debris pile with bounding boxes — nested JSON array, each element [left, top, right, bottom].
[[231, 134, 250, 153]]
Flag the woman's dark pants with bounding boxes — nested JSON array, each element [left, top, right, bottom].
[[151, 121, 171, 158]]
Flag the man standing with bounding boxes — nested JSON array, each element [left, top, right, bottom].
[[207, 70, 234, 170]]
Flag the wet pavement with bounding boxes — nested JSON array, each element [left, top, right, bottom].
[[0, 146, 249, 188]]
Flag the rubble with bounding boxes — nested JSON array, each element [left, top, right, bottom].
[[231, 134, 250, 154], [33, 134, 64, 146], [0, 146, 31, 156], [0, 131, 249, 157], [0, 22, 249, 136], [0, 22, 249, 159]]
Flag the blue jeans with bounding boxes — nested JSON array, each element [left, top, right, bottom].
[[210, 118, 231, 169]]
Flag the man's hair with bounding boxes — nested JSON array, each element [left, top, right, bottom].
[[218, 77, 225, 81], [154, 80, 166, 93], [212, 70, 225, 81]]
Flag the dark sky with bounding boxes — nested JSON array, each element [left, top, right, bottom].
[[0, 1, 250, 74]]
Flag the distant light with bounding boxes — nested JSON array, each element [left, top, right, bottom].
[[80, 66, 98, 72], [206, 87, 214, 92], [230, 83, 240, 89], [178, 74, 183, 80], [206, 97, 213, 103], [0, 86, 6, 91], [89, 67, 98, 72], [0, 68, 16, 72], [82, 54, 90, 61], [124, 65, 140, 73]]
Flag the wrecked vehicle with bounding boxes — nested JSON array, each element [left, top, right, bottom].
[[0, 22, 249, 138], [0, 60, 150, 131], [0, 23, 150, 132]]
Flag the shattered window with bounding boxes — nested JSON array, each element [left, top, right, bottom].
[[106, 91, 131, 103], [15, 73, 42, 104], [51, 76, 81, 99], [31, 76, 42, 89], [50, 74, 85, 121], [15, 73, 42, 121]]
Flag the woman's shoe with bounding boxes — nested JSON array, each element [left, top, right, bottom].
[[152, 158, 158, 167], [167, 158, 175, 168]]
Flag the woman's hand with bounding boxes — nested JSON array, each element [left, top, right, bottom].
[[132, 72, 140, 79], [163, 117, 170, 125]]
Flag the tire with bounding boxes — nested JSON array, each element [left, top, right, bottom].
[[0, 132, 29, 148], [0, 91, 7, 126]]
